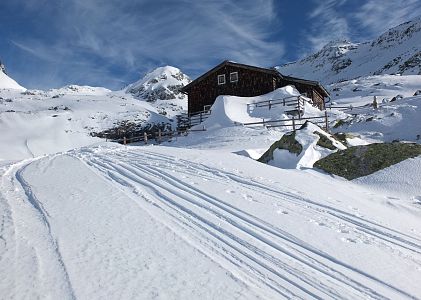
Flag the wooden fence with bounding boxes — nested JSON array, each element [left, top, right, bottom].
[[109, 127, 206, 145], [242, 110, 329, 131], [177, 110, 211, 130], [247, 95, 306, 115]]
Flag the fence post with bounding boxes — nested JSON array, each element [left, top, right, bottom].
[[144, 132, 148, 144], [200, 112, 202, 123], [269, 100, 272, 110], [123, 136, 127, 145], [283, 98, 285, 106], [158, 129, 162, 143], [292, 116, 296, 131], [324, 110, 329, 131]]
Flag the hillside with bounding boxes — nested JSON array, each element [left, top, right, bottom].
[[125, 66, 191, 118], [1, 17, 421, 299], [0, 60, 25, 90], [277, 16, 421, 84]]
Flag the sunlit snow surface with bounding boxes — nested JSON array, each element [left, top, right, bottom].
[[1, 74, 421, 298]]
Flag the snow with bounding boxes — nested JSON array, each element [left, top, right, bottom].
[[277, 17, 421, 85], [125, 66, 190, 118], [2, 144, 421, 299], [266, 122, 346, 169], [0, 86, 170, 161], [0, 70, 25, 90], [1, 43, 421, 299], [354, 156, 421, 202], [327, 75, 421, 143]]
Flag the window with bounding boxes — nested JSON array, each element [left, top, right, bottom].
[[230, 72, 238, 83], [217, 74, 226, 85]]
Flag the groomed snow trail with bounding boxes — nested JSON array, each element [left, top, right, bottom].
[[1, 144, 421, 299], [72, 145, 421, 299]]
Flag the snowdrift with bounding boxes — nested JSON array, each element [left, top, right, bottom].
[[200, 86, 323, 130]]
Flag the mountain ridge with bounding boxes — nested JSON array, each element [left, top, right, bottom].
[[277, 16, 421, 84]]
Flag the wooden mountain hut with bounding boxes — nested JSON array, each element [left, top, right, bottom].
[[180, 60, 329, 116]]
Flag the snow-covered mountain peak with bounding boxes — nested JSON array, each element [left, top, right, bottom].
[[0, 59, 25, 90], [278, 16, 421, 84], [125, 66, 191, 102], [372, 16, 421, 49], [311, 40, 359, 60], [0, 60, 6, 74]]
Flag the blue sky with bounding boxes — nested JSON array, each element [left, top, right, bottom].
[[1, 0, 420, 90]]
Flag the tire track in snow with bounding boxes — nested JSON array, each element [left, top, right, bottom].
[[76, 149, 419, 299]]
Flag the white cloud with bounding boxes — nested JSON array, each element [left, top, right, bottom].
[[10, 0, 284, 89], [302, 0, 421, 56], [304, 0, 351, 53], [354, 0, 421, 37]]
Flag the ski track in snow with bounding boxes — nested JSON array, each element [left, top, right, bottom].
[[0, 159, 76, 300], [67, 147, 421, 299], [1, 145, 420, 299]]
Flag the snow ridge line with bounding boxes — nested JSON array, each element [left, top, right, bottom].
[[13, 160, 76, 300], [76, 149, 415, 299]]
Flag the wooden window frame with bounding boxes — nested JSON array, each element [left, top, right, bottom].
[[230, 72, 238, 83], [217, 74, 226, 85]]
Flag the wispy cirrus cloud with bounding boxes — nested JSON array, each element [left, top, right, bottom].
[[303, 0, 421, 55], [354, 0, 421, 37], [304, 0, 350, 53], [8, 0, 284, 89]]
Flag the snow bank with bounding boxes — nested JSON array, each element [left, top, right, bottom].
[[201, 86, 323, 130], [354, 156, 421, 201]]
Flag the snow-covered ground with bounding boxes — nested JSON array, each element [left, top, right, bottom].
[[327, 75, 421, 143], [1, 143, 421, 299], [1, 61, 421, 298]]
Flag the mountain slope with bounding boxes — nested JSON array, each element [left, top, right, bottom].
[[125, 66, 191, 117], [277, 16, 421, 84], [0, 60, 25, 90]]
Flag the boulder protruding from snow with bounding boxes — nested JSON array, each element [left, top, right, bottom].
[[258, 122, 346, 169]]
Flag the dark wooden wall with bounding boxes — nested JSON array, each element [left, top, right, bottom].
[[277, 79, 325, 110], [187, 65, 326, 114], [187, 65, 277, 115]]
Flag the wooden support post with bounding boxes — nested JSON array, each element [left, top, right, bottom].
[[283, 98, 285, 106], [158, 129, 162, 143], [144, 132, 148, 144], [292, 116, 295, 131], [324, 110, 329, 131], [123, 136, 127, 145]]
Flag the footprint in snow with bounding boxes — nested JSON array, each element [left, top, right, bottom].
[[242, 193, 253, 201], [341, 237, 357, 243], [226, 190, 235, 194], [276, 209, 289, 215], [412, 196, 421, 204]]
